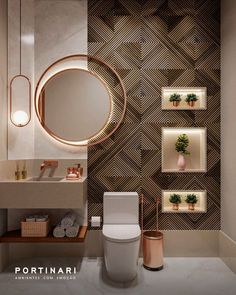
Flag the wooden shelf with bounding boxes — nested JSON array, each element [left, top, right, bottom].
[[0, 226, 87, 243]]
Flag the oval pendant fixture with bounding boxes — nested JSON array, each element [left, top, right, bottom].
[[9, 0, 31, 127], [10, 75, 31, 127]]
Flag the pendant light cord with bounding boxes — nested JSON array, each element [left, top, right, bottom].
[[19, 0, 22, 75]]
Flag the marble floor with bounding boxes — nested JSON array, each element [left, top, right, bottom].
[[0, 257, 236, 295]]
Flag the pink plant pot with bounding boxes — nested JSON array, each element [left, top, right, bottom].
[[177, 153, 186, 171]]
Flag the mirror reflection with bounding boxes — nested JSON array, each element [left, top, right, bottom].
[[38, 69, 111, 141]]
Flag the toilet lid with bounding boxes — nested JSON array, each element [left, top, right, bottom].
[[103, 224, 141, 242]]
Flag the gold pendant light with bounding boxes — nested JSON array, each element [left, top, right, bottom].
[[9, 0, 31, 127]]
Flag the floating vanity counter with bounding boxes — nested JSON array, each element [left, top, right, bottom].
[[0, 177, 87, 209]]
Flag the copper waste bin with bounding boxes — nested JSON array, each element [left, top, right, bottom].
[[143, 231, 163, 271]]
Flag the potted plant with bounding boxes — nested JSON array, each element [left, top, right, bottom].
[[185, 193, 198, 210], [175, 134, 190, 171], [169, 93, 182, 107], [185, 93, 198, 107], [169, 194, 182, 210]]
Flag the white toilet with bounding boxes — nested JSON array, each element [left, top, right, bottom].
[[102, 192, 141, 282]]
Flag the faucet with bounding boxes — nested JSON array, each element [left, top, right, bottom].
[[40, 160, 58, 178], [40, 160, 58, 171]]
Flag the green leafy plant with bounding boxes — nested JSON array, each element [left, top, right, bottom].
[[169, 194, 182, 204], [185, 93, 198, 102], [175, 134, 190, 155], [169, 93, 182, 102], [185, 194, 198, 204]]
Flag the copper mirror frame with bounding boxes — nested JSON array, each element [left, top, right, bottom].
[[34, 55, 127, 146]]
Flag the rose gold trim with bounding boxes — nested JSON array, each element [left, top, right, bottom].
[[142, 195, 164, 270], [10, 74, 31, 127], [39, 89, 45, 127], [34, 54, 127, 146], [143, 230, 164, 269], [141, 194, 144, 245]]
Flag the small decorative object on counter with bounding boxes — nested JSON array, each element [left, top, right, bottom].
[[66, 164, 83, 180], [169, 193, 182, 210], [21, 215, 50, 237], [79, 167, 83, 178], [15, 161, 21, 180], [66, 167, 79, 180], [74, 163, 83, 178], [175, 134, 190, 171], [185, 194, 198, 210], [185, 93, 198, 107], [21, 160, 27, 179], [169, 93, 182, 107]]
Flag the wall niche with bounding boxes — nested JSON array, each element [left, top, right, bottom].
[[162, 87, 207, 110], [162, 128, 207, 173], [162, 190, 207, 213]]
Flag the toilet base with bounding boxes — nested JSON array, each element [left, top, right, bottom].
[[106, 271, 137, 283], [103, 235, 140, 283], [143, 264, 163, 271]]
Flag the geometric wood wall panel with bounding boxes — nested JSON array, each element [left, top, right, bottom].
[[88, 0, 220, 230]]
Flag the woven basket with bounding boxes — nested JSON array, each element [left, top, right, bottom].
[[21, 219, 50, 237]]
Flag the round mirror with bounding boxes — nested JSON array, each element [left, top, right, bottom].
[[35, 55, 126, 146], [38, 69, 111, 141]]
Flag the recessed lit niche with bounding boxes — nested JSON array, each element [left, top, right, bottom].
[[162, 128, 207, 173], [162, 190, 207, 213], [162, 87, 207, 110]]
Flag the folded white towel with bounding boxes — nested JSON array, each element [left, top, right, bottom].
[[65, 223, 80, 238], [53, 225, 65, 238], [61, 211, 77, 228]]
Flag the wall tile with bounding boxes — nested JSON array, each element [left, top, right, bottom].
[[88, 0, 221, 230]]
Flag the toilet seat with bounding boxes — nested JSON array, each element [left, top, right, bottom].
[[103, 224, 141, 243]]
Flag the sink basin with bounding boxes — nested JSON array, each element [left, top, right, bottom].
[[0, 177, 87, 208], [27, 177, 64, 182]]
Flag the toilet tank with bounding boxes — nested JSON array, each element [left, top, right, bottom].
[[103, 192, 139, 224]]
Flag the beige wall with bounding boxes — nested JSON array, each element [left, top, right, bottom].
[[7, 0, 88, 159], [34, 0, 87, 159], [8, 0, 35, 159], [0, 0, 8, 160], [0, 4, 9, 271], [221, 0, 236, 242], [219, 231, 236, 273]]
